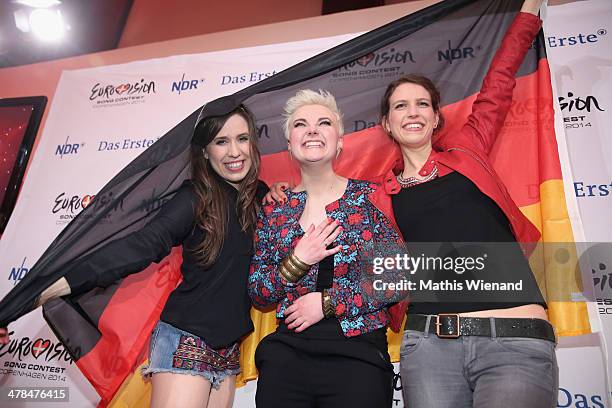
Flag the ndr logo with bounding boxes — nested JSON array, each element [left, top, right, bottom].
[[437, 40, 480, 64], [55, 136, 83, 158], [171, 74, 204, 95], [8, 257, 29, 286], [547, 28, 607, 47]]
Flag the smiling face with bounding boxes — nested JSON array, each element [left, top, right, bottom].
[[204, 113, 252, 186], [383, 82, 440, 149], [288, 104, 342, 165]]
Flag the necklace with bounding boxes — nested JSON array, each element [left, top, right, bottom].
[[396, 165, 438, 188]]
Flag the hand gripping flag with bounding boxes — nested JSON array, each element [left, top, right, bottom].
[[0, 0, 590, 406]]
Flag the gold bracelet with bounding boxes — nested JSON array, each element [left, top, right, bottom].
[[279, 251, 312, 283], [321, 288, 334, 318], [280, 259, 308, 283], [284, 255, 303, 273], [279, 264, 297, 283], [282, 258, 307, 280], [281, 258, 306, 280], [289, 253, 311, 270]]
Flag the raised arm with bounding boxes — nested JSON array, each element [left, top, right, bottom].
[[460, 1, 543, 154], [521, 0, 544, 15], [63, 182, 196, 295], [0, 182, 196, 344]]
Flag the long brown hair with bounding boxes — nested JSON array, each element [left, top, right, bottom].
[[190, 105, 261, 268]]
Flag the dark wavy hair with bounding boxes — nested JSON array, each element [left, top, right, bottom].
[[190, 105, 261, 268], [380, 74, 445, 134]]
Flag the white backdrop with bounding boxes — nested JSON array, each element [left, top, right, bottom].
[[0, 1, 610, 406], [545, 0, 612, 406]]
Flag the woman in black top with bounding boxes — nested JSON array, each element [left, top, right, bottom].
[[0, 105, 265, 408], [266, 2, 555, 407], [379, 1, 557, 407]]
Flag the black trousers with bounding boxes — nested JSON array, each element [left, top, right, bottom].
[[254, 321, 393, 408]]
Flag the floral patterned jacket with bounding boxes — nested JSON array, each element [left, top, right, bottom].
[[248, 179, 405, 337]]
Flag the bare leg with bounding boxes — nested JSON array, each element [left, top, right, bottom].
[[151, 372, 212, 408], [207, 375, 236, 408]]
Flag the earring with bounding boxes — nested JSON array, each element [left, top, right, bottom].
[[336, 147, 342, 160]]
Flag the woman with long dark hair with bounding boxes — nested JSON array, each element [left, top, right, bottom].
[[0, 105, 266, 408], [265, 1, 554, 406], [378, 1, 557, 407]]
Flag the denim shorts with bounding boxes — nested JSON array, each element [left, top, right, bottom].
[[141, 321, 240, 389]]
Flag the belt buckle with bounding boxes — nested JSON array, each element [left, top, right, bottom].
[[436, 313, 461, 338]]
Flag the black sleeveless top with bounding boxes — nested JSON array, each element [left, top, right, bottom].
[[391, 171, 546, 315]]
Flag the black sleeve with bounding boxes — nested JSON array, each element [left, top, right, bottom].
[[256, 179, 269, 203], [64, 183, 197, 295]]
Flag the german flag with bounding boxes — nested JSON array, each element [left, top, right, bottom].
[[0, 0, 590, 406]]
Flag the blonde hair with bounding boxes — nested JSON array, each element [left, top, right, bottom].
[[282, 89, 344, 139]]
